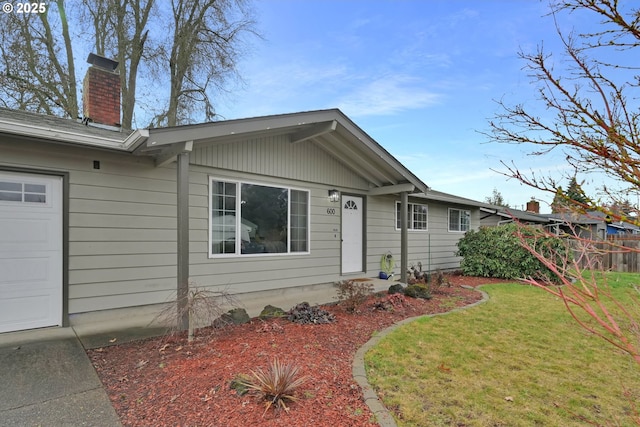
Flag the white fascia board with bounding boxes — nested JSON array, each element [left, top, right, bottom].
[[146, 110, 342, 147], [122, 129, 149, 151], [368, 183, 416, 196], [0, 118, 144, 151]]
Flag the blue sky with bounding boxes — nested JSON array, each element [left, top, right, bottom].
[[215, 0, 607, 213]]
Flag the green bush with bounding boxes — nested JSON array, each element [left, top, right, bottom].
[[404, 283, 432, 299], [455, 223, 569, 280]]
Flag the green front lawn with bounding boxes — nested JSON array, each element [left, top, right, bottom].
[[365, 274, 640, 426]]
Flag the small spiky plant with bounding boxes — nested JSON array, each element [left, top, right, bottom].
[[243, 358, 308, 415]]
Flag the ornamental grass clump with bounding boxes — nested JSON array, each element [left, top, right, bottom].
[[242, 358, 308, 415]]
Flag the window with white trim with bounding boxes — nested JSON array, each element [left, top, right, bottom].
[[209, 178, 309, 256], [395, 202, 428, 230], [448, 208, 470, 232]]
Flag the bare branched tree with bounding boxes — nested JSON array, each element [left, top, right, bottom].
[[487, 0, 640, 381], [157, 0, 256, 126], [0, 1, 79, 118], [514, 224, 640, 366], [0, 0, 257, 128], [486, 1, 640, 222], [81, 0, 158, 129]]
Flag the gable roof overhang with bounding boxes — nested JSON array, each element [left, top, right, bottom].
[[140, 109, 428, 194], [0, 107, 427, 195]]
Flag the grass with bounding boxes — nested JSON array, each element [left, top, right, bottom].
[[365, 273, 640, 427]]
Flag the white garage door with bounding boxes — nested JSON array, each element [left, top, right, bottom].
[[0, 171, 63, 333]]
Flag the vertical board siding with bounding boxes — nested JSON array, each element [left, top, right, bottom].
[[0, 138, 178, 314], [190, 135, 370, 190]]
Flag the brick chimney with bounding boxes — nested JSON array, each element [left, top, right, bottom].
[[526, 200, 540, 214], [82, 53, 121, 128]]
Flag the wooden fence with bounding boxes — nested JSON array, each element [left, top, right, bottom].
[[597, 236, 640, 273]]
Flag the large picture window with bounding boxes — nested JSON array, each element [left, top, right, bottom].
[[395, 202, 428, 230], [209, 178, 309, 256], [448, 208, 470, 232]]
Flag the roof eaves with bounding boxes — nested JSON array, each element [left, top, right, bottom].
[[0, 114, 140, 151]]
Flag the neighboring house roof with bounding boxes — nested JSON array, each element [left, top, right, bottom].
[[544, 211, 640, 232], [0, 107, 428, 195], [480, 205, 553, 224]]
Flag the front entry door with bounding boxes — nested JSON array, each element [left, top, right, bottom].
[[341, 195, 363, 274]]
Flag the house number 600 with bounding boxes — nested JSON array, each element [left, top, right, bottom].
[[326, 208, 336, 215]]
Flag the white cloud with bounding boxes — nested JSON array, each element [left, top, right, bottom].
[[336, 75, 442, 117]]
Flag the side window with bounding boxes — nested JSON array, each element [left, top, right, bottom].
[[396, 202, 428, 230], [448, 208, 470, 232]]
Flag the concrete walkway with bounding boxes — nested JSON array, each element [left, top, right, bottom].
[[0, 327, 122, 427], [352, 286, 490, 427]]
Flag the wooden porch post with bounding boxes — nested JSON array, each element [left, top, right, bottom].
[[400, 191, 409, 283], [177, 150, 190, 330]]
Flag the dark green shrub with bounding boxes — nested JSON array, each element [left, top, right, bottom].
[[455, 223, 569, 280], [404, 283, 432, 299]]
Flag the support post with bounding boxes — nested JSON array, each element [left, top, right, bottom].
[[177, 151, 190, 330], [400, 191, 409, 283]]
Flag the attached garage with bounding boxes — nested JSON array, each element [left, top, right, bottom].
[[0, 171, 63, 333]]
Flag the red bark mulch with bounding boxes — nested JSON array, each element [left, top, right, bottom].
[[88, 275, 509, 427]]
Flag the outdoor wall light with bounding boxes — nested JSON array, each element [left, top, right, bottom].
[[328, 189, 340, 202]]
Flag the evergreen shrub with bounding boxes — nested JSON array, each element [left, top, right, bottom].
[[455, 223, 569, 281]]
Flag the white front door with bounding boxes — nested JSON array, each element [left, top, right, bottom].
[[341, 195, 363, 274], [0, 171, 63, 333]]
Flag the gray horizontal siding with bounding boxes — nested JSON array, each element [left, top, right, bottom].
[[0, 138, 178, 315], [366, 195, 479, 275], [1, 134, 478, 319], [186, 165, 344, 295]]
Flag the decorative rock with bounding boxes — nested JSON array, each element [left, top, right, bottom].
[[259, 305, 286, 319], [227, 308, 250, 324], [214, 308, 250, 327], [388, 284, 405, 295]]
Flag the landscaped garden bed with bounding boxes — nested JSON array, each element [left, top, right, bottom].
[[88, 275, 506, 426]]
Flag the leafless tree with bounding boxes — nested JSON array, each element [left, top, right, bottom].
[[486, 0, 640, 374], [0, 1, 79, 118], [487, 0, 640, 222], [81, 0, 158, 129], [157, 0, 256, 126], [0, 0, 257, 128]]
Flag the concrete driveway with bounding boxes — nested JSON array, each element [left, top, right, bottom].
[[0, 328, 122, 427]]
